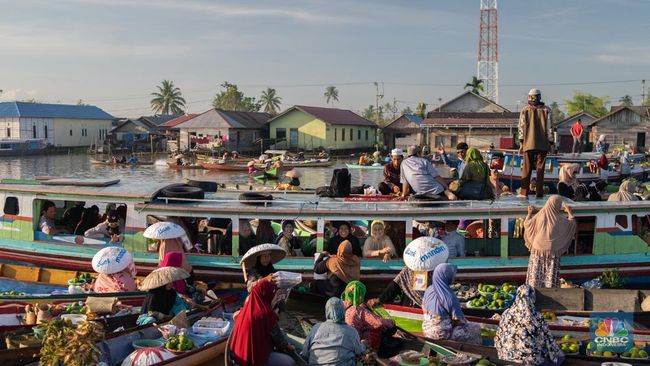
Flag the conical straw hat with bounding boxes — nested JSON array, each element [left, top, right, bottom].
[[92, 246, 132, 274], [239, 243, 286, 269], [143, 222, 186, 240], [139, 267, 190, 291]]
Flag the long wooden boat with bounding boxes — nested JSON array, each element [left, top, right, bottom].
[[1, 179, 650, 288], [166, 162, 205, 170], [201, 162, 258, 171], [283, 159, 333, 168], [345, 163, 384, 170], [89, 158, 154, 166]]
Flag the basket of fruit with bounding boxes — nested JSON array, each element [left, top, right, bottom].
[[556, 335, 581, 355], [477, 284, 498, 296], [500, 283, 516, 294], [620, 346, 649, 360], [165, 335, 194, 354], [466, 297, 489, 309]]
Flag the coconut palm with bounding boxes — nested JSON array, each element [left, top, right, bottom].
[[150, 80, 186, 115], [619, 94, 633, 106], [415, 103, 427, 119], [260, 88, 282, 116], [464, 76, 484, 95], [324, 86, 339, 105]]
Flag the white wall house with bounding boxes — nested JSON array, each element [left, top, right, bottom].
[[0, 102, 114, 147]]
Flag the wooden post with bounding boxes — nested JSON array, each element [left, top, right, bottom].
[[316, 219, 324, 252]]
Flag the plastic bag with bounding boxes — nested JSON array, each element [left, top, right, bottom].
[[272, 271, 302, 289], [580, 278, 602, 289]]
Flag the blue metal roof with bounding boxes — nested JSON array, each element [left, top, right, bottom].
[[0, 101, 114, 120], [404, 114, 423, 125]]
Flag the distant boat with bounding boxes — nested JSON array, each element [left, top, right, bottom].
[[345, 163, 384, 170], [0, 139, 47, 156], [166, 162, 205, 170], [89, 157, 154, 166]]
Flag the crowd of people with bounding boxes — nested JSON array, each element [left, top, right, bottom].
[[38, 200, 127, 242]]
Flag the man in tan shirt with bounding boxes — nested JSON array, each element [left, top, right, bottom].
[[518, 88, 553, 198]]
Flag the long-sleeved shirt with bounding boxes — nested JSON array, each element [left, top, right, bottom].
[[441, 152, 465, 176], [400, 156, 445, 195], [382, 163, 401, 191], [442, 231, 465, 257], [300, 320, 364, 366], [518, 104, 553, 152]]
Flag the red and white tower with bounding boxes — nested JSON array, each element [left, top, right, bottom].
[[477, 0, 498, 103]]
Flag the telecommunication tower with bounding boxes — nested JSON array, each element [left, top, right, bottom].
[[477, 0, 498, 103]]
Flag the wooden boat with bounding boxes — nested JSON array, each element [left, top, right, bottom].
[[253, 167, 279, 181], [201, 162, 257, 171], [89, 158, 154, 166], [2, 179, 650, 288], [283, 159, 333, 168], [345, 163, 384, 170], [167, 162, 205, 170]]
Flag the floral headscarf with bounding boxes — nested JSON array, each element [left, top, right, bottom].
[[342, 280, 366, 307], [495, 285, 562, 365]]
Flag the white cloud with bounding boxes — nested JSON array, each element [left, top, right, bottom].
[[596, 45, 650, 66]]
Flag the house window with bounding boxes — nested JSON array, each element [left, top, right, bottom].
[[3, 196, 19, 215], [365, 130, 369, 141], [341, 128, 345, 141], [69, 129, 73, 136], [357, 130, 361, 140], [349, 128, 353, 141], [44, 125, 48, 139], [334, 128, 337, 142], [32, 125, 37, 138], [276, 128, 286, 141], [450, 135, 458, 148], [6, 127, 10, 138]]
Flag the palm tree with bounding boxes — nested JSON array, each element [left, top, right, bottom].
[[415, 103, 427, 119], [260, 88, 282, 116], [362, 105, 375, 120], [464, 76, 484, 95], [619, 94, 633, 106], [150, 80, 186, 115], [324, 86, 339, 105]]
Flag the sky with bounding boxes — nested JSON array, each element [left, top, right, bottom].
[[1, 0, 649, 117]]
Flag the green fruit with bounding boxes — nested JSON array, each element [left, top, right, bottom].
[[562, 334, 571, 341], [569, 344, 578, 353], [603, 351, 614, 357], [640, 350, 648, 358], [587, 342, 594, 350], [593, 351, 602, 356]]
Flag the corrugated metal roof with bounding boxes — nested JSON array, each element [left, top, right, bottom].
[[423, 117, 517, 127], [160, 114, 198, 127], [139, 115, 178, 126], [404, 114, 423, 125], [174, 109, 270, 130], [294, 105, 377, 127], [0, 101, 114, 119]]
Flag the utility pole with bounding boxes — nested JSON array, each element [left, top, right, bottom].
[[374, 82, 383, 124], [642, 79, 646, 106], [438, 98, 443, 112]]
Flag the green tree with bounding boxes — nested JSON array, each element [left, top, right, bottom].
[[150, 80, 186, 115], [415, 103, 427, 119], [212, 82, 260, 112], [384, 102, 397, 119], [464, 76, 484, 94], [565, 91, 609, 118], [401, 106, 413, 115], [549, 102, 565, 124], [646, 93, 650, 106], [324, 86, 339, 105], [362, 105, 375, 120], [619, 94, 633, 106], [259, 88, 282, 116]]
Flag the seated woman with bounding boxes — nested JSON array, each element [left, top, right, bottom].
[[224, 219, 257, 255], [608, 180, 639, 202], [342, 281, 395, 352], [74, 207, 99, 235], [557, 164, 580, 200], [362, 220, 396, 262], [456, 148, 494, 200], [256, 219, 276, 245], [368, 266, 432, 309], [140, 267, 198, 320], [358, 153, 368, 166], [84, 210, 124, 242], [229, 280, 296, 366], [301, 297, 365, 366], [595, 134, 609, 154], [326, 222, 362, 257], [619, 151, 632, 180], [312, 241, 360, 297], [273, 220, 301, 256], [92, 248, 137, 293], [275, 169, 301, 191], [421, 263, 480, 344], [160, 251, 191, 295], [245, 247, 278, 292], [495, 285, 564, 366], [158, 237, 192, 273]]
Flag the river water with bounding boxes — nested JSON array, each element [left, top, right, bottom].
[[1, 153, 386, 188]]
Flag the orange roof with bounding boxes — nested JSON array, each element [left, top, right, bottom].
[[160, 114, 197, 127]]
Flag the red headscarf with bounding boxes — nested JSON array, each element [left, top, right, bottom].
[[160, 251, 188, 295], [229, 280, 278, 366]]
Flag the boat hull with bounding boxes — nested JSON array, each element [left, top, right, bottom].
[[167, 162, 205, 170], [345, 163, 384, 170]]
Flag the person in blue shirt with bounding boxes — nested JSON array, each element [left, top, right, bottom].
[[438, 142, 469, 176], [127, 153, 138, 164]]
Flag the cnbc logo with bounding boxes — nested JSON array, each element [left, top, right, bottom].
[[591, 316, 632, 351]]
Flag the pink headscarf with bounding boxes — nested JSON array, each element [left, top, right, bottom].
[[93, 268, 137, 293], [160, 251, 188, 294]]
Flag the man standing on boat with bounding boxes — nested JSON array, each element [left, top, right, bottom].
[[518, 88, 553, 199], [570, 118, 584, 156], [438, 142, 468, 176], [400, 145, 456, 200], [378, 148, 403, 195]]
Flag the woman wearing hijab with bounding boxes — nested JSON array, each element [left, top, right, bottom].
[[160, 251, 190, 295], [421, 263, 480, 344], [524, 195, 576, 288], [255, 219, 276, 245], [595, 134, 609, 154], [362, 220, 396, 262], [312, 241, 360, 297], [158, 237, 192, 273], [495, 285, 564, 366], [273, 220, 301, 256], [342, 281, 395, 351], [229, 280, 295, 366], [300, 297, 364, 366], [608, 180, 639, 202], [457, 148, 494, 200], [557, 164, 580, 200], [368, 267, 433, 309], [326, 222, 362, 257], [619, 151, 632, 180], [94, 259, 137, 293], [246, 250, 276, 292], [223, 220, 257, 255]]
